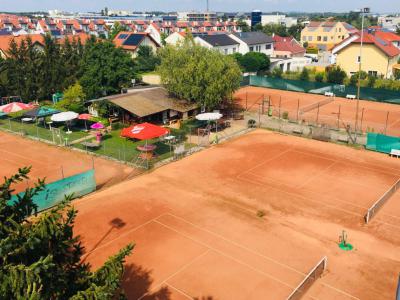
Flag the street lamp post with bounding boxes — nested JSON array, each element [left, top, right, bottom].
[[354, 7, 370, 142]]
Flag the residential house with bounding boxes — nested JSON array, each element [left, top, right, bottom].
[[270, 35, 311, 72], [165, 31, 186, 45], [0, 34, 44, 58], [332, 32, 400, 78], [194, 34, 240, 55], [145, 23, 162, 46], [301, 21, 358, 51], [229, 31, 274, 56], [113, 32, 160, 57], [378, 15, 400, 32], [261, 14, 297, 28]]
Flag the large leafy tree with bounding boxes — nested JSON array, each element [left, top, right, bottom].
[[79, 40, 136, 99], [0, 167, 133, 299], [232, 52, 270, 73], [134, 45, 160, 73], [158, 39, 241, 110]]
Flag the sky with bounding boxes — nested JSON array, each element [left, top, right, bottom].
[[1, 0, 399, 13]]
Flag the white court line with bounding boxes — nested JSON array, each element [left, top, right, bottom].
[[82, 213, 169, 258], [138, 250, 210, 300], [153, 219, 295, 289], [157, 214, 359, 300], [236, 147, 293, 179], [295, 161, 339, 190], [164, 283, 193, 300]]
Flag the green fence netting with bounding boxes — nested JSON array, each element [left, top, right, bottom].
[[366, 133, 400, 154], [245, 75, 400, 104]]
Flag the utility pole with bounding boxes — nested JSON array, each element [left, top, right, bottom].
[[354, 7, 370, 142], [206, 0, 209, 12]]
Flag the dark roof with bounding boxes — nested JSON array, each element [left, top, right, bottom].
[[233, 31, 273, 45], [199, 34, 239, 47]]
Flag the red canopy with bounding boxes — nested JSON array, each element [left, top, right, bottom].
[[121, 122, 169, 140]]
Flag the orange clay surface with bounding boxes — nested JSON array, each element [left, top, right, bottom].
[[73, 130, 400, 300], [0, 131, 136, 192], [235, 86, 400, 135]]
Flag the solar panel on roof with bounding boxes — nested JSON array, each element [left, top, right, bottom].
[[123, 34, 144, 46], [375, 37, 387, 46], [118, 34, 128, 39]]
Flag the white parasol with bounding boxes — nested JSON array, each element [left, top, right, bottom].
[[195, 112, 223, 121], [51, 111, 78, 133]]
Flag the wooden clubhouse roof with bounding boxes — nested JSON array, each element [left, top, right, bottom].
[[93, 87, 198, 118]]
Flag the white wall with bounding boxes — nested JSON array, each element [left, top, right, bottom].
[[194, 37, 239, 55], [270, 57, 312, 72], [165, 32, 185, 45], [229, 34, 274, 56]]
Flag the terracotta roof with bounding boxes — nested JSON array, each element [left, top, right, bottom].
[[374, 30, 400, 42], [0, 34, 44, 55], [113, 32, 160, 51], [273, 35, 305, 54], [336, 33, 400, 57], [60, 33, 91, 45]]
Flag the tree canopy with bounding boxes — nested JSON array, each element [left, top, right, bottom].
[[55, 82, 86, 112], [134, 45, 161, 73], [0, 167, 133, 299], [158, 39, 242, 110], [0, 35, 138, 102], [232, 52, 270, 73], [79, 40, 137, 99]]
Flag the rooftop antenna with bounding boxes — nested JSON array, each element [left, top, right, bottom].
[[206, 0, 209, 12]]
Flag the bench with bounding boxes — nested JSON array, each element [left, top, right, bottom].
[[390, 149, 400, 157], [337, 136, 349, 143], [324, 92, 335, 97], [346, 94, 356, 100], [292, 129, 303, 135]]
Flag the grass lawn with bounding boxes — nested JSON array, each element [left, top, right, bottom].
[[0, 117, 193, 167]]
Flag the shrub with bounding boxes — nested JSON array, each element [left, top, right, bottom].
[[367, 76, 376, 88], [326, 66, 347, 84], [306, 46, 318, 54], [299, 68, 310, 81], [257, 210, 266, 218], [247, 119, 256, 128], [271, 67, 283, 78], [282, 111, 289, 119], [315, 72, 324, 82]]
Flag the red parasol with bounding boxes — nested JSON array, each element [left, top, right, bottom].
[[0, 102, 33, 113], [78, 113, 91, 120], [121, 122, 169, 140]]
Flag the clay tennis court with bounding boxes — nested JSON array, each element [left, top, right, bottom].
[[74, 130, 400, 300], [235, 86, 400, 136], [0, 131, 137, 192]]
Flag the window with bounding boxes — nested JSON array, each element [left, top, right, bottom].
[[233, 47, 236, 53], [357, 56, 361, 63], [339, 28, 342, 32], [368, 71, 378, 77], [323, 36, 328, 42], [265, 44, 271, 50], [249, 46, 254, 51], [317, 36, 322, 41], [224, 49, 228, 55], [303, 36, 307, 41], [308, 36, 312, 41]]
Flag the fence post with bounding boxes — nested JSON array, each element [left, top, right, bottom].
[[8, 119, 11, 130], [384, 111, 389, 134], [296, 99, 300, 122], [316, 103, 320, 124], [337, 105, 341, 130], [61, 166, 65, 179], [360, 108, 365, 134], [278, 96, 282, 119], [258, 103, 261, 127], [245, 92, 248, 110]]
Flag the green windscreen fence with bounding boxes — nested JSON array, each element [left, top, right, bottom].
[[245, 75, 400, 104], [366, 133, 400, 154]]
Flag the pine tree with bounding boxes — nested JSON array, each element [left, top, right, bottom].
[[0, 168, 134, 299]]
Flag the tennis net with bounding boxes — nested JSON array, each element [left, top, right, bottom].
[[286, 256, 327, 300], [300, 98, 334, 115], [365, 178, 400, 224]]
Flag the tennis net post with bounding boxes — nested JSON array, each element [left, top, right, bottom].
[[365, 178, 400, 224], [286, 256, 328, 300]]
